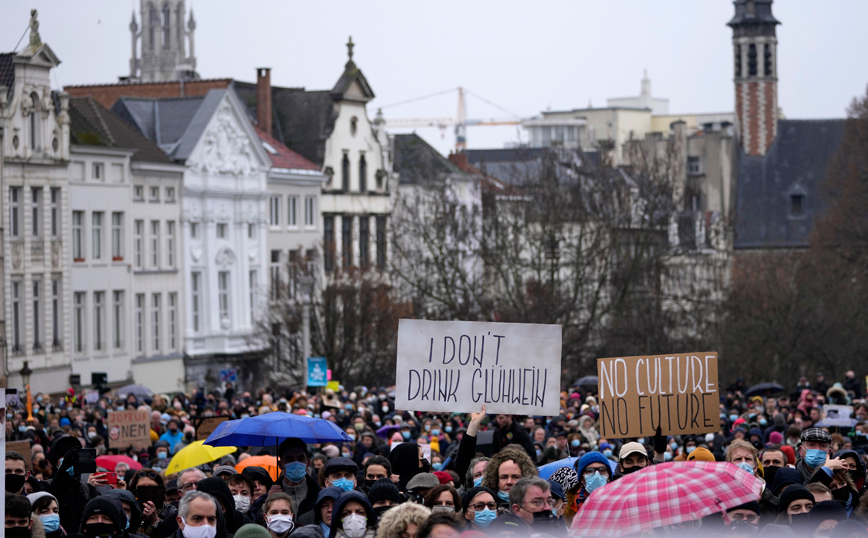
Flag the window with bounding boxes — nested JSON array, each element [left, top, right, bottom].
[[270, 250, 282, 299], [113, 291, 124, 349], [93, 163, 104, 180], [135, 293, 145, 354], [93, 291, 104, 351], [134, 220, 144, 268], [304, 196, 316, 228], [112, 212, 123, 260], [687, 156, 701, 175], [249, 270, 257, 324], [270, 196, 281, 226], [248, 223, 256, 239], [288, 196, 298, 228], [148, 5, 157, 49], [168, 292, 177, 350], [376, 216, 387, 269], [748, 43, 757, 77], [32, 280, 42, 352], [218, 271, 230, 324], [190, 222, 199, 239], [167, 221, 175, 268], [191, 272, 201, 333], [152, 293, 161, 351], [324, 216, 335, 273], [50, 188, 59, 237], [11, 282, 21, 353], [92, 212, 103, 260], [735, 45, 742, 78], [51, 278, 61, 350], [74, 291, 86, 353], [342, 216, 353, 268], [72, 211, 84, 261], [133, 185, 144, 201], [217, 223, 228, 238], [359, 216, 369, 267], [162, 5, 170, 46], [150, 220, 160, 268], [764, 43, 773, 77], [791, 194, 804, 217], [350, 116, 358, 136], [29, 93, 40, 151], [165, 186, 175, 202], [341, 153, 350, 192], [359, 154, 367, 193], [31, 187, 41, 237], [150, 186, 160, 201], [10, 187, 21, 237], [288, 249, 299, 298]]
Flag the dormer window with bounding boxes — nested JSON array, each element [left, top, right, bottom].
[[350, 116, 358, 136], [791, 194, 804, 217]]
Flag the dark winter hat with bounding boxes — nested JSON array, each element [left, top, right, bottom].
[[770, 467, 804, 495], [47, 435, 83, 468], [79, 496, 126, 533], [805, 500, 847, 524], [800, 428, 831, 444], [777, 485, 814, 514], [728, 501, 761, 515], [322, 457, 359, 477], [242, 466, 274, 490], [461, 486, 497, 512], [366, 478, 401, 506]]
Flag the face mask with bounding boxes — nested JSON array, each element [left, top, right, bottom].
[[570, 440, 581, 448], [354, 423, 365, 431], [432, 462, 443, 471], [804, 448, 827, 468], [431, 429, 440, 436], [670, 442, 678, 451], [373, 506, 392, 519], [686, 446, 696, 454], [234, 494, 250, 513], [40, 513, 61, 533], [474, 508, 497, 527], [285, 461, 308, 483], [420, 459, 431, 473], [266, 514, 295, 535], [729, 414, 739, 422], [789, 512, 810, 528], [445, 426, 453, 433], [424, 424, 431, 431], [759, 418, 768, 426], [181, 521, 217, 538], [88, 431, 97, 440], [342, 513, 367, 538], [431, 505, 453, 514], [584, 471, 607, 493], [663, 452, 673, 461], [603, 449, 612, 458], [382, 406, 389, 413], [764, 466, 779, 487], [5, 473, 25, 493], [401, 431, 410, 440], [531, 510, 561, 530], [621, 465, 641, 475], [83, 522, 118, 537], [374, 422, 381, 428], [157, 451, 168, 460], [833, 486, 850, 502], [737, 462, 755, 474], [331, 477, 354, 492], [497, 490, 510, 502], [729, 520, 758, 536], [473, 476, 483, 487], [341, 452, 351, 458], [536, 449, 543, 459], [18, 425, 27, 432]]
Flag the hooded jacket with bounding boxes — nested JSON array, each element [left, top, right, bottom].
[[389, 443, 424, 492], [104, 489, 147, 538], [835, 449, 866, 493], [297, 486, 342, 528], [327, 491, 374, 538], [196, 477, 243, 535]]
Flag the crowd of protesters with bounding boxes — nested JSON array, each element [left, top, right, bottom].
[[5, 370, 868, 538]]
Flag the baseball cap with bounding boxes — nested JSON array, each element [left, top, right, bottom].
[[619, 442, 648, 460]]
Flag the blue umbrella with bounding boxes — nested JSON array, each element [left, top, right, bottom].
[[537, 455, 616, 480], [204, 412, 351, 447]]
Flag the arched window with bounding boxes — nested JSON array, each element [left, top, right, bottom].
[[162, 5, 171, 48], [358, 154, 367, 193], [341, 153, 350, 192], [176, 4, 184, 52], [29, 92, 40, 151], [148, 4, 158, 50]]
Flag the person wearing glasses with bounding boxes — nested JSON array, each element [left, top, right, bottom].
[[564, 452, 614, 525], [179, 468, 208, 496], [459, 486, 497, 530], [490, 477, 565, 536], [130, 468, 174, 538]]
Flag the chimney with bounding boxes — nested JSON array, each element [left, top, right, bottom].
[[256, 67, 272, 136]]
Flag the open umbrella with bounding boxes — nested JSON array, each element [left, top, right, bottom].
[[204, 412, 351, 447], [165, 440, 236, 476], [570, 461, 765, 537], [743, 382, 785, 397], [235, 455, 280, 481], [96, 455, 142, 472], [573, 376, 599, 388], [537, 456, 615, 480], [375, 424, 400, 439], [116, 384, 154, 398]]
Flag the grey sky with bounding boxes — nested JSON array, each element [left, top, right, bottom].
[[4, 1, 867, 157]]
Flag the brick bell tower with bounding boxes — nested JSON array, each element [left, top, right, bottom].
[[728, 0, 780, 156]]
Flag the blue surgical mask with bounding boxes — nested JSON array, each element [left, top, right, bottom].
[[473, 476, 483, 487], [40, 514, 60, 533], [125, 516, 130, 530], [737, 462, 755, 474], [157, 451, 168, 460], [432, 462, 443, 471], [497, 490, 510, 502], [18, 425, 26, 432], [374, 422, 382, 428], [729, 414, 738, 422], [603, 449, 613, 458], [332, 477, 354, 492], [759, 418, 768, 426], [285, 461, 308, 483], [670, 442, 678, 451], [401, 431, 410, 440], [663, 452, 673, 461], [686, 446, 696, 454], [347, 434, 356, 442], [805, 448, 827, 468], [474, 508, 497, 527], [431, 429, 440, 436], [536, 449, 543, 459], [636, 438, 645, 445], [570, 439, 580, 448], [445, 426, 453, 433], [585, 471, 607, 493]]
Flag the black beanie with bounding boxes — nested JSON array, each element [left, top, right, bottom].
[[241, 466, 274, 490], [806, 500, 847, 524], [777, 485, 815, 514], [367, 478, 401, 506], [728, 501, 761, 516], [80, 496, 126, 533], [461, 486, 497, 512]]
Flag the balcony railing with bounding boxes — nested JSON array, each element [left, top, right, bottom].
[[31, 240, 44, 266]]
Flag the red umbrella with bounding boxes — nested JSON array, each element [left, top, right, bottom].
[[570, 461, 764, 537], [96, 455, 142, 472]]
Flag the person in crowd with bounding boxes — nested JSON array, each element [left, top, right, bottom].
[[48, 436, 97, 533], [321, 457, 359, 492], [361, 457, 392, 494], [375, 503, 430, 538], [414, 513, 462, 538], [197, 477, 245, 535], [6, 451, 28, 495], [405, 474, 439, 504], [617, 442, 650, 476], [103, 488, 146, 537], [295, 486, 341, 536], [129, 468, 173, 538], [564, 451, 613, 524], [479, 445, 536, 509], [724, 501, 761, 537], [27, 492, 62, 538], [388, 443, 428, 493], [423, 485, 461, 515], [776, 485, 815, 527], [272, 438, 321, 523], [492, 477, 563, 536], [262, 493, 295, 538], [175, 491, 222, 538], [797, 428, 833, 483], [366, 479, 402, 520], [242, 467, 274, 504], [328, 491, 376, 538], [229, 474, 256, 518], [459, 487, 497, 531], [7, 495, 37, 538], [79, 496, 127, 538]]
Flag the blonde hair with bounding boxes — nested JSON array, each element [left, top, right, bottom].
[[725, 439, 758, 462]]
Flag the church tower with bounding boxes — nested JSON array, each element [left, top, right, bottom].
[[129, 0, 198, 82], [728, 0, 780, 156]]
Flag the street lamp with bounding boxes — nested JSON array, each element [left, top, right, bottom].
[[20, 360, 33, 422]]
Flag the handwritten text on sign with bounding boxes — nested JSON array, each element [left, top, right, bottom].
[[596, 352, 719, 438], [395, 319, 561, 415], [108, 410, 151, 450]]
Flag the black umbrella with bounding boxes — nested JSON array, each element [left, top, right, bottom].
[[744, 382, 785, 397], [572, 375, 599, 388]]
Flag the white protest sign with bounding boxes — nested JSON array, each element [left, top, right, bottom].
[[395, 319, 562, 416]]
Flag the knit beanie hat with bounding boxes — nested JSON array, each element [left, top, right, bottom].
[[777, 485, 814, 514], [460, 486, 497, 512], [367, 478, 401, 506], [686, 447, 716, 462], [80, 496, 126, 533], [234, 523, 271, 538]]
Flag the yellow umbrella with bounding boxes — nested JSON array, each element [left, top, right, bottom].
[[165, 440, 236, 476]]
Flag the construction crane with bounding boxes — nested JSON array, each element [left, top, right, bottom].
[[380, 87, 521, 153]]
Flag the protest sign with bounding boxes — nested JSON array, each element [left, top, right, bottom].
[[818, 405, 857, 428], [597, 352, 719, 438], [107, 410, 151, 450], [6, 441, 31, 470], [196, 416, 229, 441], [395, 319, 562, 415], [307, 357, 328, 387]]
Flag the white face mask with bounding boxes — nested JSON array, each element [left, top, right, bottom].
[[180, 519, 217, 538], [342, 513, 367, 538], [233, 494, 250, 514], [266, 514, 294, 535]]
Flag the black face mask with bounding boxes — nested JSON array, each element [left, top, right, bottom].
[[419, 459, 431, 473], [5, 473, 26, 493], [531, 510, 563, 531], [6, 526, 31, 538], [363, 479, 377, 492], [763, 466, 780, 487], [728, 520, 758, 536], [621, 465, 642, 475], [849, 470, 864, 484], [833, 486, 851, 502], [789, 512, 811, 528], [373, 505, 393, 519]]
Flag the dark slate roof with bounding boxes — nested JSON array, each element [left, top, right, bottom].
[[112, 95, 207, 154], [733, 119, 845, 250], [0, 53, 14, 100], [728, 0, 780, 27], [329, 59, 374, 101], [233, 81, 335, 167], [69, 96, 173, 164], [393, 134, 470, 185]]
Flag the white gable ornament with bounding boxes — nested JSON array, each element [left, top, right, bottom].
[[215, 247, 236, 268], [195, 101, 257, 176]]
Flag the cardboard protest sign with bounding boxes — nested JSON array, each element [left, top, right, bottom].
[[597, 352, 719, 438], [107, 410, 151, 450], [818, 405, 857, 427], [395, 319, 562, 416], [6, 441, 31, 470], [196, 416, 229, 441]]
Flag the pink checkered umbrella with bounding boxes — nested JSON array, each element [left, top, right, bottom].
[[570, 461, 764, 537]]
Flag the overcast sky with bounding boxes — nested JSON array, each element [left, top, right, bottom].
[[4, 1, 867, 157]]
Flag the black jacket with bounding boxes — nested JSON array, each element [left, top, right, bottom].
[[492, 420, 536, 461]]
